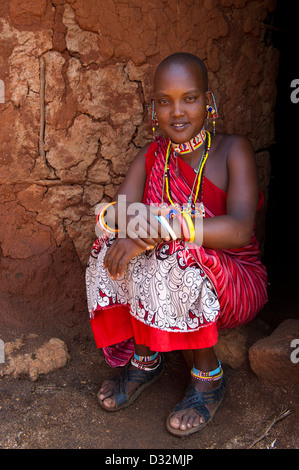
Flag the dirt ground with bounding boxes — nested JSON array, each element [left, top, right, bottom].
[[0, 273, 298, 454]]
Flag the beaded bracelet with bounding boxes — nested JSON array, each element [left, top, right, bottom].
[[191, 360, 223, 382], [97, 201, 120, 234], [176, 211, 190, 242], [97, 206, 114, 234], [131, 352, 160, 371], [182, 212, 195, 243], [155, 214, 177, 240]]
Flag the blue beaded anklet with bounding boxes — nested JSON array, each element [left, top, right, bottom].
[[131, 352, 160, 371], [191, 360, 223, 381]]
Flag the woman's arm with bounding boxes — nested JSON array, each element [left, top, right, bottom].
[[201, 136, 260, 249], [103, 135, 260, 279], [102, 144, 168, 278], [113, 144, 150, 204], [167, 136, 260, 249], [103, 144, 169, 246]]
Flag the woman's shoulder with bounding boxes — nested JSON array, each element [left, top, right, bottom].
[[214, 133, 253, 149], [142, 137, 169, 159], [213, 133, 255, 162]]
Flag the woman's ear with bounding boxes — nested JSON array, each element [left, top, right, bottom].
[[205, 91, 219, 135], [206, 90, 212, 105]]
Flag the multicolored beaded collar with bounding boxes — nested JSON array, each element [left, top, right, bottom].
[[171, 128, 206, 155], [162, 131, 211, 216]]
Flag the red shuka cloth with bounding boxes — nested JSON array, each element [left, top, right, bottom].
[[89, 137, 268, 359]]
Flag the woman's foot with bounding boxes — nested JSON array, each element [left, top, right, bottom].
[[98, 363, 146, 409], [98, 352, 164, 411], [166, 356, 226, 436], [167, 375, 222, 432]]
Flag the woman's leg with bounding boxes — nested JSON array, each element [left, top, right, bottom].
[[168, 347, 222, 432], [98, 342, 159, 409]]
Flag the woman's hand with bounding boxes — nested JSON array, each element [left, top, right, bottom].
[[125, 203, 172, 245], [104, 200, 172, 247], [103, 237, 150, 280]]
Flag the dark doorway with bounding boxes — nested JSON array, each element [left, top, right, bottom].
[[261, 1, 299, 327]]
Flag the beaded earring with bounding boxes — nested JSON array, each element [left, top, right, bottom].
[[151, 99, 159, 141], [206, 92, 219, 135]]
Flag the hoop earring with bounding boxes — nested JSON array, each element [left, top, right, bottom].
[[206, 92, 219, 135], [151, 99, 159, 141]]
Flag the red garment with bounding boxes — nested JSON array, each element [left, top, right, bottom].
[[88, 137, 268, 363]]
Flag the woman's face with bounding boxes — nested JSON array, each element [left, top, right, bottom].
[[154, 62, 210, 144]]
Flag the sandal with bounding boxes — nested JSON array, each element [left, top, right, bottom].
[[166, 375, 226, 437], [98, 354, 164, 412]]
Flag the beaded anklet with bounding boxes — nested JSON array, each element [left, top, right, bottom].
[[131, 352, 160, 371], [191, 360, 223, 382]]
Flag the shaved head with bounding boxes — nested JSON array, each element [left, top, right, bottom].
[[154, 53, 208, 92]]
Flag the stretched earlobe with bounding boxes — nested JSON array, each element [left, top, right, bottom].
[[151, 98, 159, 141], [206, 92, 219, 135]]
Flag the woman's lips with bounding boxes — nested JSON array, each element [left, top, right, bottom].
[[170, 122, 189, 131]]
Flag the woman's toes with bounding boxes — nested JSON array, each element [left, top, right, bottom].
[[98, 381, 116, 408], [103, 397, 116, 408], [169, 410, 203, 431], [179, 414, 190, 430], [191, 412, 202, 427], [98, 393, 116, 409], [169, 414, 182, 430]]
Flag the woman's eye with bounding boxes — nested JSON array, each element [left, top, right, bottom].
[[186, 96, 196, 102], [158, 99, 170, 105]]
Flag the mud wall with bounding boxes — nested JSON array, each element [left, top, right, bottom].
[[0, 0, 278, 330]]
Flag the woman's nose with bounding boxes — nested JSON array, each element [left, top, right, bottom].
[[171, 101, 184, 117]]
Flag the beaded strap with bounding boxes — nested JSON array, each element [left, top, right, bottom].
[[131, 352, 160, 371], [162, 131, 211, 210], [191, 360, 223, 382]]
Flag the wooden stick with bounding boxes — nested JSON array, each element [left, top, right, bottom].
[[246, 408, 291, 449]]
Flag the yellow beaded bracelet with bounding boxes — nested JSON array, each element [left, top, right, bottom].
[[182, 212, 195, 243], [97, 201, 120, 234]]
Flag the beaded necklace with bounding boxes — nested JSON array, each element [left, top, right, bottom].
[[171, 127, 206, 155], [161, 131, 211, 217]]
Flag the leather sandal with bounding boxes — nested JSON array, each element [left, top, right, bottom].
[[98, 354, 164, 412], [166, 376, 226, 436]]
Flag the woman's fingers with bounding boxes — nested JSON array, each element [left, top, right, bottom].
[[124, 204, 172, 242], [127, 214, 156, 241], [125, 232, 156, 251], [116, 251, 135, 278], [103, 243, 119, 275], [103, 238, 151, 279]]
